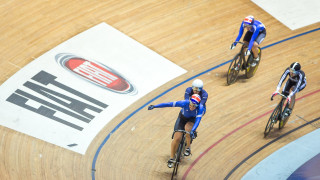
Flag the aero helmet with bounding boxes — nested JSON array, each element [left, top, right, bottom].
[[290, 62, 301, 74], [190, 94, 201, 107], [192, 79, 203, 91], [244, 15, 254, 26]]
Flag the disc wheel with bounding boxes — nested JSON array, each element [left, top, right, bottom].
[[246, 48, 261, 78]]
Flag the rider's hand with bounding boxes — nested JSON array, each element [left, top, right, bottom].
[[271, 91, 279, 100], [148, 105, 154, 110], [190, 131, 197, 139], [245, 49, 251, 56], [230, 43, 236, 50], [287, 96, 291, 104]]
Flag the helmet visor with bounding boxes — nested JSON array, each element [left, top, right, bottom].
[[244, 23, 252, 27], [192, 86, 201, 92], [290, 68, 298, 75]]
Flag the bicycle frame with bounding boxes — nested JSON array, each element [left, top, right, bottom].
[[235, 41, 248, 68], [240, 43, 248, 63], [272, 93, 292, 121]]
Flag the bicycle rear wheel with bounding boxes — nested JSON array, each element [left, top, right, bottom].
[[264, 104, 281, 137], [227, 53, 241, 85], [279, 95, 295, 129], [246, 47, 261, 78]]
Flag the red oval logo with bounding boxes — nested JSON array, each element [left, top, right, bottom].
[[56, 53, 137, 95]]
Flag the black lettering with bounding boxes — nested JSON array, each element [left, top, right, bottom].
[[23, 81, 101, 119], [6, 93, 83, 131], [5, 71, 109, 131], [32, 71, 108, 108]]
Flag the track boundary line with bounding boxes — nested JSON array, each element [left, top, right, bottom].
[[224, 116, 320, 180]]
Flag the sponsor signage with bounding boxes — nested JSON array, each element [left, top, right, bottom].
[[0, 23, 186, 154], [55, 53, 137, 95]]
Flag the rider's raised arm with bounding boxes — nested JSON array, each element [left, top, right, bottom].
[[234, 22, 244, 46], [153, 100, 188, 108], [277, 68, 290, 90]]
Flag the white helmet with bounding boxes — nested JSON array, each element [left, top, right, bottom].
[[192, 79, 203, 91]]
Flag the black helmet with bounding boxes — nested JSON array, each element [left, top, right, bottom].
[[290, 62, 301, 71]]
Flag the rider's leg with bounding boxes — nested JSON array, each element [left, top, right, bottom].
[[184, 122, 195, 149], [253, 30, 266, 61], [243, 31, 252, 46], [288, 87, 297, 110], [282, 81, 291, 97], [252, 41, 259, 59], [171, 132, 182, 159], [282, 81, 294, 117], [243, 31, 252, 53], [171, 113, 186, 159], [288, 82, 306, 110]]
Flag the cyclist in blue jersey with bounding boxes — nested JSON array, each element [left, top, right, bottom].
[[185, 79, 208, 115], [272, 62, 307, 116], [230, 15, 266, 67], [148, 94, 205, 168]]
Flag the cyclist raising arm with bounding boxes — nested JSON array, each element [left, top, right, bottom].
[[148, 94, 204, 168]]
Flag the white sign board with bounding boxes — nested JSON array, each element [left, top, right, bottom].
[[0, 23, 186, 154], [251, 0, 320, 30]]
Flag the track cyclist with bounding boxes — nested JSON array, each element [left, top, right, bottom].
[[230, 15, 266, 67], [185, 79, 208, 116], [272, 62, 307, 118], [148, 94, 205, 168]]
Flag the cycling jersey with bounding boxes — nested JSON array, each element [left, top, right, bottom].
[[184, 87, 208, 107], [234, 20, 266, 51], [277, 68, 307, 98], [153, 100, 204, 131]]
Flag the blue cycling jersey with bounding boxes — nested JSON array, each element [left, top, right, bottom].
[[234, 20, 265, 51], [153, 100, 204, 131], [184, 87, 208, 107]]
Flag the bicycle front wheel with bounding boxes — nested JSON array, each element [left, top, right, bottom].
[[171, 142, 183, 179], [264, 104, 281, 137], [227, 53, 241, 85]]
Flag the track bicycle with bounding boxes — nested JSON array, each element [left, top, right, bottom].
[[264, 92, 296, 137], [171, 130, 196, 180], [227, 41, 262, 85]]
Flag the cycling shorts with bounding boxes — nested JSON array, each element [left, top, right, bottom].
[[243, 29, 266, 45], [174, 112, 196, 131]]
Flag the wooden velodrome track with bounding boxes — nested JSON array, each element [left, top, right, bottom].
[[1, 0, 319, 179]]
